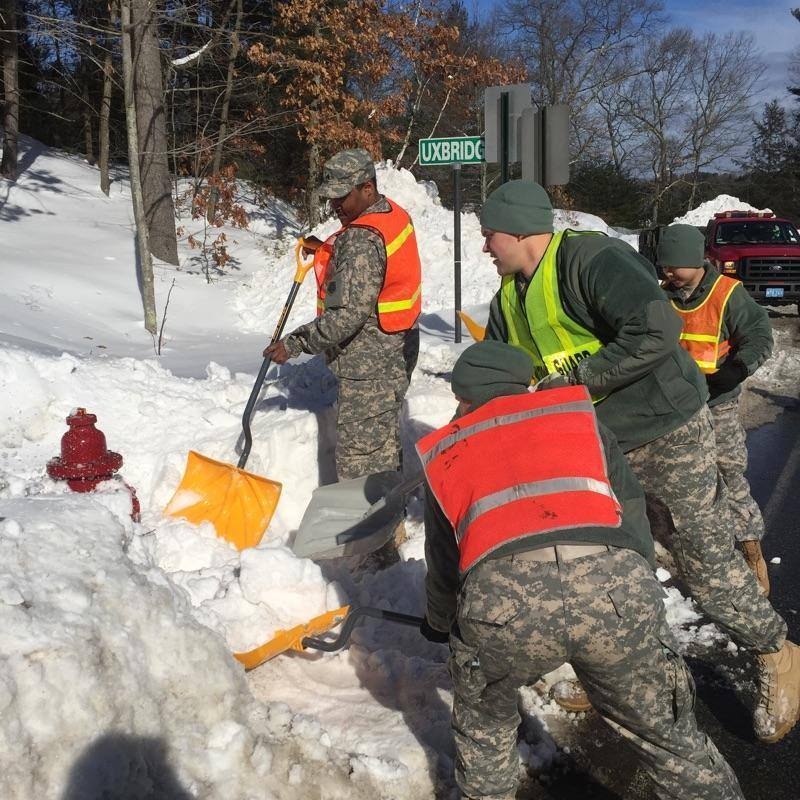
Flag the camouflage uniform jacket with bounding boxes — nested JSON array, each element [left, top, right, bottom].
[[424, 416, 654, 632], [484, 234, 708, 452], [283, 196, 412, 381], [664, 265, 773, 407]]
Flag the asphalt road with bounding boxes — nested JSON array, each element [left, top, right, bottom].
[[686, 389, 800, 799], [522, 313, 800, 800]]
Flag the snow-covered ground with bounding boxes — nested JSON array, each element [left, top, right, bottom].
[[1, 137, 797, 799]]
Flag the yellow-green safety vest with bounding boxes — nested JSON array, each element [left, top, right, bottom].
[[500, 229, 605, 393]]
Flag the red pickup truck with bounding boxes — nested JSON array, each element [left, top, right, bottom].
[[704, 210, 800, 311], [639, 210, 800, 313]]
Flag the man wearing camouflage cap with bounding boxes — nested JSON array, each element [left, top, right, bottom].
[[265, 148, 422, 497], [477, 179, 799, 744], [418, 341, 744, 800]]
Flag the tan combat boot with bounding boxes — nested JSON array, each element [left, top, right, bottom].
[[392, 519, 408, 548], [740, 540, 770, 596], [550, 678, 592, 713], [754, 641, 800, 743]]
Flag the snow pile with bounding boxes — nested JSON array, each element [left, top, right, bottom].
[[0, 497, 425, 800], [749, 326, 800, 395], [0, 496, 280, 800], [0, 343, 346, 654], [672, 195, 771, 226]]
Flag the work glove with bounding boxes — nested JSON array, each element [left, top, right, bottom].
[[420, 616, 450, 644], [706, 359, 748, 398]]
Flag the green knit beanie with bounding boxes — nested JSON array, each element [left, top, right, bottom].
[[451, 341, 534, 407], [657, 224, 705, 268], [480, 179, 554, 235]]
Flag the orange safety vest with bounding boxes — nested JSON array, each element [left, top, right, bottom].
[[312, 199, 422, 333], [671, 274, 739, 374], [415, 386, 622, 573]]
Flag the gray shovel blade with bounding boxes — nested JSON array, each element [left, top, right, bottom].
[[291, 471, 420, 560]]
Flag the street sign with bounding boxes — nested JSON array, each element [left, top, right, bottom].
[[483, 84, 532, 164], [520, 104, 570, 186], [418, 136, 484, 166]]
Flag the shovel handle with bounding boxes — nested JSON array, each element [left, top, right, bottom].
[[302, 607, 424, 653], [238, 239, 314, 470]]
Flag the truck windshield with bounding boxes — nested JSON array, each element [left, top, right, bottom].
[[715, 220, 800, 245]]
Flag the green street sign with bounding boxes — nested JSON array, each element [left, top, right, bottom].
[[418, 136, 484, 166]]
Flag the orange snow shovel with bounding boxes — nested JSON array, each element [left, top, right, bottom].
[[234, 605, 425, 671], [165, 240, 316, 550], [456, 310, 486, 341]]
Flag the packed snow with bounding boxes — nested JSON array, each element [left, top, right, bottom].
[[1, 136, 797, 799], [671, 194, 771, 226]]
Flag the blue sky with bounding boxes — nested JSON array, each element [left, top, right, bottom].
[[668, 0, 797, 103], [470, 0, 797, 107]]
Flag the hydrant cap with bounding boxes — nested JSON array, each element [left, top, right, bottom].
[[67, 407, 98, 426]]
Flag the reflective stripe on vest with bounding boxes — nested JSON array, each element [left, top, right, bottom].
[[671, 274, 738, 373], [313, 199, 422, 332], [500, 230, 605, 396], [416, 386, 622, 573]]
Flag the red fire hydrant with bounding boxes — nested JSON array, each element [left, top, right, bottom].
[[47, 408, 140, 521]]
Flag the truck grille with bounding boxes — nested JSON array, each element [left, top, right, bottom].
[[741, 256, 800, 279]]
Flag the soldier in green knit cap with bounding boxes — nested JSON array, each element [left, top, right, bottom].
[[419, 340, 743, 800], [659, 223, 773, 595], [478, 180, 799, 744]]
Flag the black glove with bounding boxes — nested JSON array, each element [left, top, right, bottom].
[[706, 359, 748, 398], [420, 616, 449, 644]]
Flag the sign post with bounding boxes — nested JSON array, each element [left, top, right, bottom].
[[419, 136, 485, 343]]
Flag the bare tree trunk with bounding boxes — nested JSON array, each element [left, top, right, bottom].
[[206, 0, 242, 223], [122, 0, 157, 335], [98, 36, 114, 195], [0, 0, 19, 180], [410, 87, 453, 168], [82, 79, 96, 165], [192, 65, 201, 185], [306, 134, 321, 227], [304, 19, 323, 227], [394, 76, 426, 168], [131, 0, 178, 265], [687, 172, 699, 212]]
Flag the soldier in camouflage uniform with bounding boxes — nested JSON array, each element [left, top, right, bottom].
[[479, 180, 800, 742], [660, 224, 773, 594], [265, 149, 420, 482], [419, 341, 744, 800]]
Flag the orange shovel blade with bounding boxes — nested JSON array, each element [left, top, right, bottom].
[[233, 605, 351, 670], [164, 450, 282, 551], [457, 311, 486, 341]]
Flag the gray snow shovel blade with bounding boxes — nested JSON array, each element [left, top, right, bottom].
[[290, 471, 423, 559]]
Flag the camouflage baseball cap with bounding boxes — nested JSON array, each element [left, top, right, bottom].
[[318, 148, 376, 199]]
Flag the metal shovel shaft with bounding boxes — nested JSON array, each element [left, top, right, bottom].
[[238, 242, 314, 470], [302, 607, 424, 652]]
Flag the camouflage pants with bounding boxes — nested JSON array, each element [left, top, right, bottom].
[[450, 548, 743, 800], [625, 406, 785, 653], [335, 375, 408, 481], [710, 398, 765, 542]]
